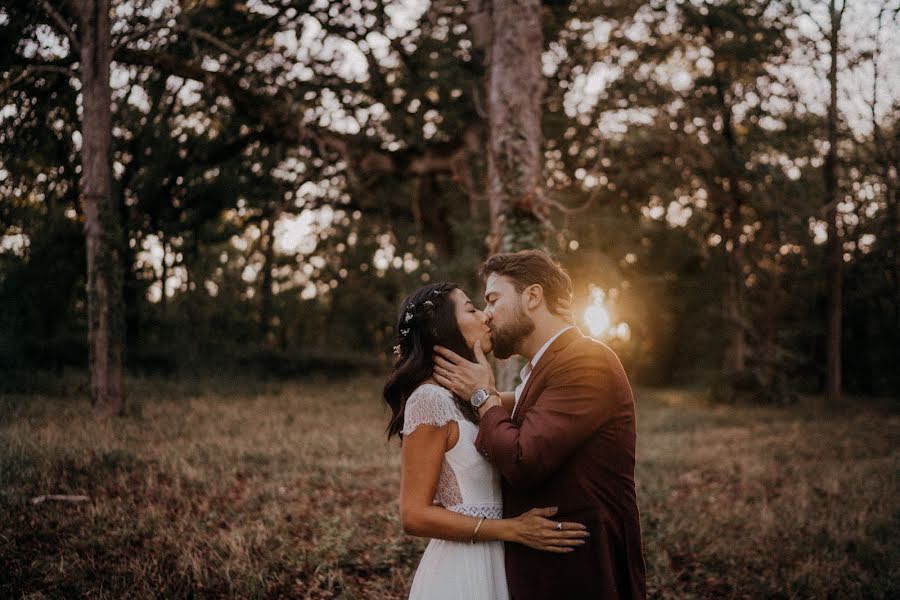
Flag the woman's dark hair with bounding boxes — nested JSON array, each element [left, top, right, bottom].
[[383, 282, 480, 439]]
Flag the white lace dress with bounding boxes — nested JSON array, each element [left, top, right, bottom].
[[402, 383, 510, 600]]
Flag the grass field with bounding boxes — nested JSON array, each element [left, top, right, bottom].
[[1, 374, 898, 599]]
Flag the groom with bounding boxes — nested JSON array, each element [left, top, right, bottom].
[[434, 249, 646, 599]]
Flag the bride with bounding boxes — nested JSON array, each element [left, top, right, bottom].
[[383, 282, 589, 599]]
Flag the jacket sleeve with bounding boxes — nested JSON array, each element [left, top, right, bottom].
[[475, 351, 618, 488]]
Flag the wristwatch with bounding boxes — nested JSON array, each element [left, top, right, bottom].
[[470, 388, 499, 409]]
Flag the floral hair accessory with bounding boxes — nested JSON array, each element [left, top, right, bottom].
[[395, 287, 449, 357]]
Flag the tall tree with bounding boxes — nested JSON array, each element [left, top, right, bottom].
[[471, 0, 547, 387], [822, 0, 846, 401], [482, 0, 547, 255], [70, 0, 125, 413], [865, 2, 899, 351]]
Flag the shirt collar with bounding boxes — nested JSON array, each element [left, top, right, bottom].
[[525, 325, 574, 375]]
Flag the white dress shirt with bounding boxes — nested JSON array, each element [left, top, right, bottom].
[[511, 326, 574, 418]]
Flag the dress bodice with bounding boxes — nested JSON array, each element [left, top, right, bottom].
[[402, 383, 503, 519]]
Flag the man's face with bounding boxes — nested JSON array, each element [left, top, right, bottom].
[[483, 274, 535, 359]]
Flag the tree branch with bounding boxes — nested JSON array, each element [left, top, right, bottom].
[[112, 48, 481, 180], [0, 70, 32, 97], [31, 494, 90, 505], [112, 22, 173, 53], [183, 28, 245, 61], [37, 0, 80, 53], [0, 61, 75, 97], [543, 190, 599, 215]]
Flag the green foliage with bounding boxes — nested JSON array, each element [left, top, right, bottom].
[[0, 0, 897, 399]]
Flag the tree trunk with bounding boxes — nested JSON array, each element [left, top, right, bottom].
[[869, 3, 899, 364], [889, 170, 899, 341], [121, 217, 139, 351], [486, 0, 546, 255], [485, 0, 547, 389], [711, 60, 748, 379], [117, 140, 145, 351], [413, 174, 454, 257], [182, 256, 207, 358], [259, 214, 277, 343], [722, 236, 747, 373], [824, 0, 843, 401], [75, 0, 125, 415]]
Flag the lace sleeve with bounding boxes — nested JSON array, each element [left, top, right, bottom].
[[401, 385, 461, 436]]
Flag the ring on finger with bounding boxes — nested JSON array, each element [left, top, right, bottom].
[[555, 522, 563, 531]]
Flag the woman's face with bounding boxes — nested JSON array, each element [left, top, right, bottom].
[[450, 288, 493, 355]]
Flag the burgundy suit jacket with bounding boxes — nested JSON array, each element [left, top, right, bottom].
[[475, 328, 646, 600]]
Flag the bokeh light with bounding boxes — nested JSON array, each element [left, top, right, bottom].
[[584, 304, 611, 338], [583, 286, 630, 341]]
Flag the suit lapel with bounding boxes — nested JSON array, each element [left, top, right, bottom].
[[513, 327, 583, 424]]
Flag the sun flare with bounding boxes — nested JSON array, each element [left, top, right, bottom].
[[582, 286, 630, 341], [584, 304, 611, 337]]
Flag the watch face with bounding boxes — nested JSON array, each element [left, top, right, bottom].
[[471, 389, 488, 408]]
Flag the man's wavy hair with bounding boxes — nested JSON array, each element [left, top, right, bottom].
[[479, 249, 573, 313]]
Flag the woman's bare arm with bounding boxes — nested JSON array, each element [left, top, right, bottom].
[[499, 392, 515, 413], [400, 422, 588, 551], [400, 421, 510, 542]]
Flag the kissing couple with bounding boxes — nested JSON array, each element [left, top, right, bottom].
[[383, 249, 646, 599]]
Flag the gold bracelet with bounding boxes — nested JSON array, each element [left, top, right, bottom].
[[470, 517, 486, 544]]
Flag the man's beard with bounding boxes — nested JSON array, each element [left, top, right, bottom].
[[490, 304, 535, 359]]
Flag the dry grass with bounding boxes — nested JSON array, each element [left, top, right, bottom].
[[1, 375, 897, 599]]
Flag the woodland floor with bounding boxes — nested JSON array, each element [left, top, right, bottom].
[[1, 374, 897, 599]]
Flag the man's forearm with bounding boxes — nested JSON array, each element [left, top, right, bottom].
[[475, 406, 548, 488]]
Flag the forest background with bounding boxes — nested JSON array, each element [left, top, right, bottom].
[[2, 0, 899, 403], [1, 1, 899, 597]]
